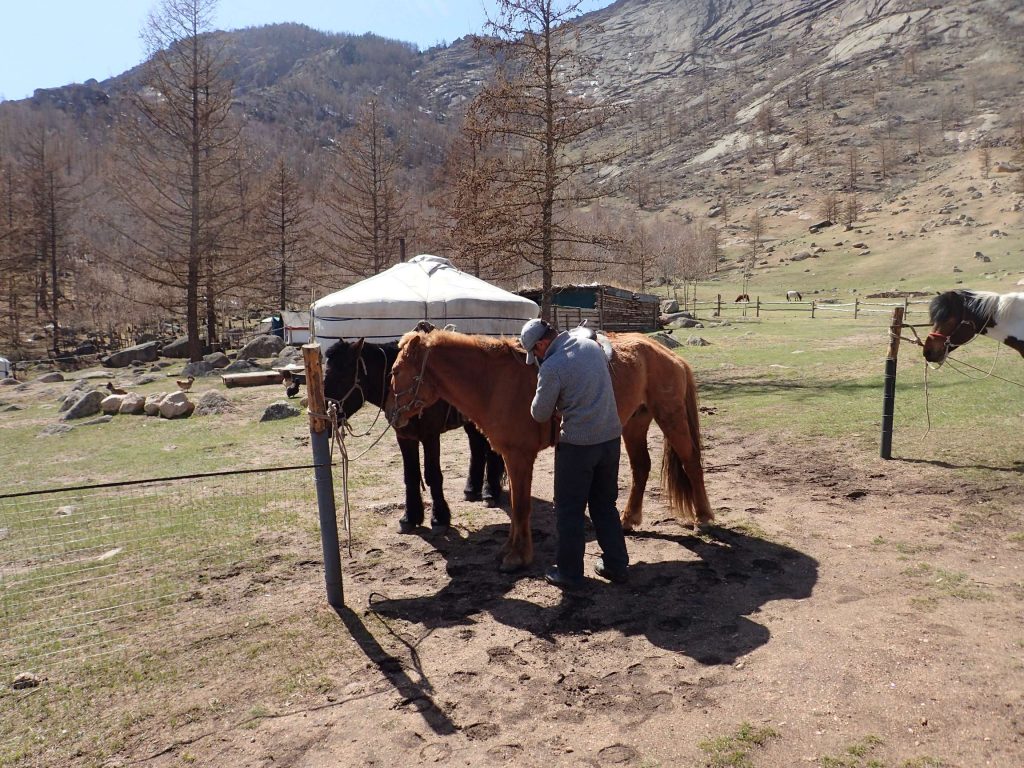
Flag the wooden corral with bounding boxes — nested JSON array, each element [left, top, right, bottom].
[[518, 284, 660, 332]]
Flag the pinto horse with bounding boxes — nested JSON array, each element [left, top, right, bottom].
[[323, 339, 505, 532], [385, 329, 713, 572], [923, 289, 1024, 365]]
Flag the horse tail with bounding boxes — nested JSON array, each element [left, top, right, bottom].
[[660, 361, 714, 526]]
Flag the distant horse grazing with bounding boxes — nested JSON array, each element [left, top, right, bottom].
[[735, 293, 750, 303], [386, 329, 713, 572], [323, 339, 504, 533], [786, 290, 802, 302], [923, 289, 1024, 365]]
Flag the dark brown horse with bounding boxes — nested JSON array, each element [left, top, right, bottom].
[[386, 329, 713, 571], [324, 339, 504, 532]]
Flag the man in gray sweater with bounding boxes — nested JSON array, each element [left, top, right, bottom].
[[520, 319, 629, 588]]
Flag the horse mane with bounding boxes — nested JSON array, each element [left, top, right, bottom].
[[402, 328, 522, 360], [930, 289, 1001, 326]]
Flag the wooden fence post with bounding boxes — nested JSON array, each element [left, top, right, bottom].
[[756, 297, 760, 317], [880, 307, 904, 460], [854, 298, 859, 319], [716, 294, 722, 317], [303, 343, 344, 609], [811, 300, 816, 318]]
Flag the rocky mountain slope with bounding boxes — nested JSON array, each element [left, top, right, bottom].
[[4, 0, 1024, 301]]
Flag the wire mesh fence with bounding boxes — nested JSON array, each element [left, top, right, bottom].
[[0, 466, 319, 682]]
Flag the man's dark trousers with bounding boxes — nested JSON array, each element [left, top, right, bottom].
[[553, 438, 628, 580]]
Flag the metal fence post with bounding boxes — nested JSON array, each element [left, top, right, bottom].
[[303, 343, 344, 609], [880, 307, 904, 460]]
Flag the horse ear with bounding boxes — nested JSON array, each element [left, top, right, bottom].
[[354, 338, 365, 355]]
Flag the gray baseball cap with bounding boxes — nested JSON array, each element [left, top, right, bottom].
[[520, 318, 550, 364]]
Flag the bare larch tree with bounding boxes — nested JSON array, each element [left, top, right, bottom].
[[109, 0, 243, 361], [469, 0, 626, 321], [320, 99, 407, 279]]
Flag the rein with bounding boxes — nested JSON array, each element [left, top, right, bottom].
[[388, 343, 432, 426]]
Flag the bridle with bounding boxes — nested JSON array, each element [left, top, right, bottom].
[[387, 343, 432, 426], [926, 313, 979, 361], [326, 345, 388, 421]]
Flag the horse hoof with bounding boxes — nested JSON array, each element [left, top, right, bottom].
[[430, 517, 450, 532], [498, 557, 526, 573], [398, 518, 422, 534], [483, 494, 501, 508], [463, 490, 482, 502]]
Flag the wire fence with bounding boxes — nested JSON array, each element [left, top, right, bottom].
[[0, 466, 319, 681]]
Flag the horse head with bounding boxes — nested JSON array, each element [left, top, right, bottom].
[[923, 290, 983, 364], [386, 330, 441, 429], [323, 338, 368, 418]]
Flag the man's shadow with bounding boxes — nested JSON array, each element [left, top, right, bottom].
[[369, 497, 818, 665]]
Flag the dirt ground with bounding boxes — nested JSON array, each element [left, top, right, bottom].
[[105, 414, 1024, 768]]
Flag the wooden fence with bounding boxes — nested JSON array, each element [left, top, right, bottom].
[[684, 295, 932, 321]]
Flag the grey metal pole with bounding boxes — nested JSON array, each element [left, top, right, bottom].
[[303, 343, 344, 608]]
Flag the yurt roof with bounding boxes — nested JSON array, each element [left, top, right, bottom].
[[311, 254, 538, 346]]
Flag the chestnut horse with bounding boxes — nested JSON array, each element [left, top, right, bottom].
[[923, 289, 1024, 365], [386, 328, 713, 571]]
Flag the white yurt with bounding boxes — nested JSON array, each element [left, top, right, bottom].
[[311, 255, 539, 348]]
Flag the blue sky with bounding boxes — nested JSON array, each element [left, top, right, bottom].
[[0, 0, 612, 102]]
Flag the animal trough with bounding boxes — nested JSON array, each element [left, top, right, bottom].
[[220, 371, 284, 388]]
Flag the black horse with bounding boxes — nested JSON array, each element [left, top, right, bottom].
[[323, 338, 505, 533]]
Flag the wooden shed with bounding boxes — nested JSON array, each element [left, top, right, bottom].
[[517, 284, 660, 333]]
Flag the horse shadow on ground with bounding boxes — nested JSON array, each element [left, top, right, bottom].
[[367, 500, 819, 666]]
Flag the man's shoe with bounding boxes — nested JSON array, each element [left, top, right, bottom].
[[594, 558, 628, 584], [544, 565, 584, 589]]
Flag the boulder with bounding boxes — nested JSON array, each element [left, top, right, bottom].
[[270, 346, 303, 369], [260, 402, 301, 422], [181, 360, 217, 378], [100, 394, 126, 414], [665, 316, 704, 329], [974, 251, 990, 262], [993, 162, 1021, 173], [650, 331, 682, 350], [36, 372, 64, 383], [237, 335, 285, 359], [791, 250, 812, 261], [102, 341, 161, 369], [707, 205, 723, 218], [808, 219, 833, 233], [158, 392, 194, 419], [60, 390, 105, 421], [686, 336, 711, 347], [160, 336, 200, 359], [203, 351, 231, 369], [660, 299, 679, 314], [118, 393, 147, 415], [144, 392, 168, 416]]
